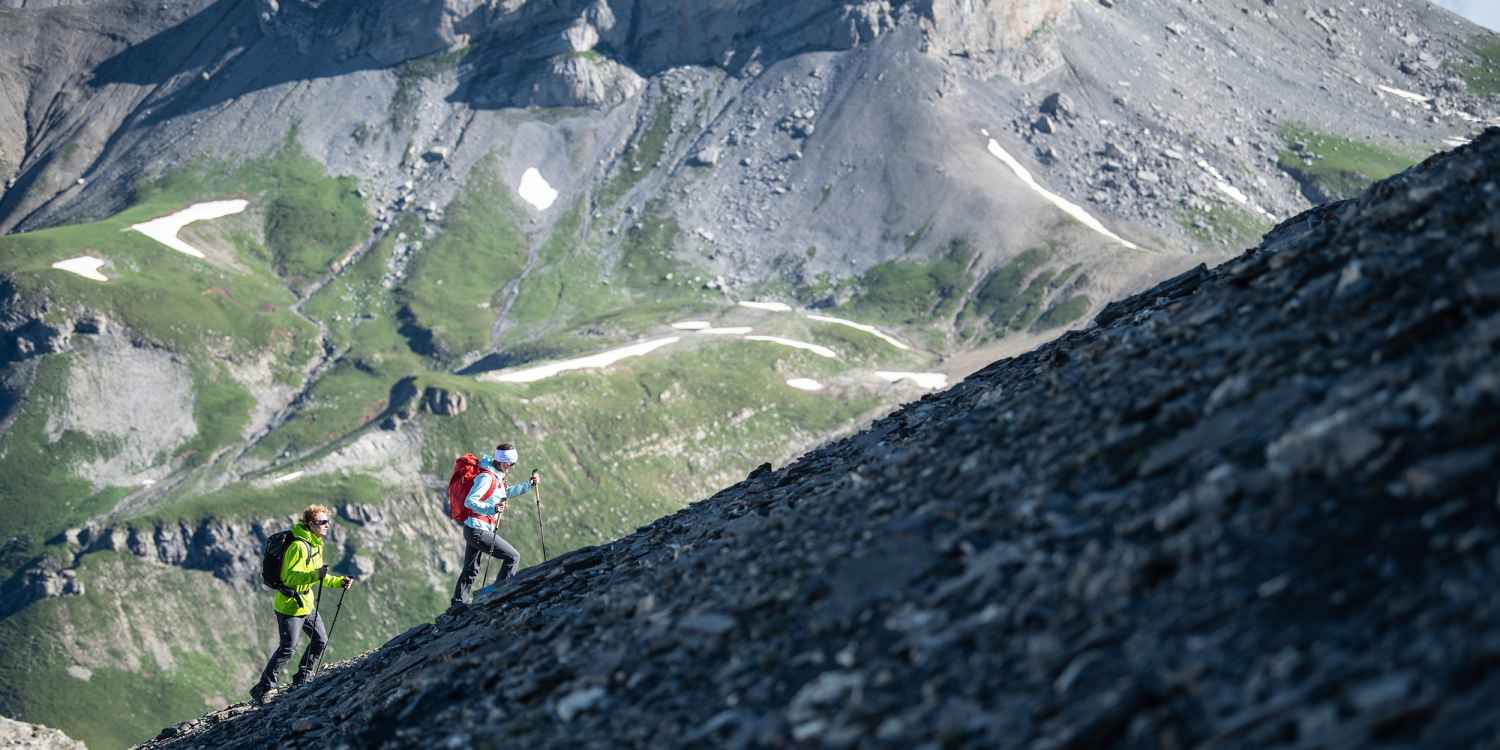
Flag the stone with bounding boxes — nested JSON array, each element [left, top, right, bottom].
[[688, 145, 721, 167], [422, 387, 467, 416], [1040, 92, 1076, 118], [556, 687, 606, 721]]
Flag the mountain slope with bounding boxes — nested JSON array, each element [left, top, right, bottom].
[[2, 1, 1499, 745], [141, 129, 1500, 749]]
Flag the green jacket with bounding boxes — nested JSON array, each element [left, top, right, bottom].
[[273, 523, 346, 617]]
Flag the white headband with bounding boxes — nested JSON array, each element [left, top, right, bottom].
[[495, 448, 519, 465]]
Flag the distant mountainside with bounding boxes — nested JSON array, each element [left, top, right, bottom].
[[0, 0, 1497, 746], [141, 128, 1500, 750]]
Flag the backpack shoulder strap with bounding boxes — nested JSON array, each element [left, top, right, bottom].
[[478, 469, 499, 501]]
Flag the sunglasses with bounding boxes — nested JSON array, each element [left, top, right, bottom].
[[310, 519, 331, 527]]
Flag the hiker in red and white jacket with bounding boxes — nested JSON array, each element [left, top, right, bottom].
[[448, 443, 538, 613]]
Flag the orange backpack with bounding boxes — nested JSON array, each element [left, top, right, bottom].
[[446, 454, 497, 524]]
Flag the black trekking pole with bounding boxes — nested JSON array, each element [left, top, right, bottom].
[[531, 469, 549, 562], [313, 572, 325, 621], [317, 586, 348, 676]]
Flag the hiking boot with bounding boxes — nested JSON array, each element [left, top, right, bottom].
[[445, 601, 469, 616], [292, 673, 310, 688], [249, 683, 272, 706]]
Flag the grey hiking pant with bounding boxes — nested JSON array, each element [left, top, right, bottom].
[[451, 524, 520, 606], [255, 610, 327, 689]]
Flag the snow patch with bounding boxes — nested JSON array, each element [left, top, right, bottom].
[[695, 326, 754, 335], [1376, 85, 1431, 104], [738, 300, 793, 312], [483, 337, 680, 383], [805, 314, 911, 351], [270, 471, 305, 486], [130, 200, 249, 259], [51, 256, 108, 282], [518, 167, 559, 210], [786, 378, 825, 392], [671, 321, 712, 330], [876, 371, 949, 390], [1197, 161, 1275, 219], [745, 336, 838, 359], [67, 665, 92, 681], [984, 138, 1142, 250]]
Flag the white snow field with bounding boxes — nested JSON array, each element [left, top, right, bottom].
[[738, 301, 793, 312], [483, 337, 681, 383], [876, 371, 949, 390], [785, 378, 825, 392], [51, 256, 108, 281], [130, 199, 249, 258], [983, 135, 1143, 250], [745, 336, 838, 359], [671, 321, 712, 330], [694, 326, 754, 335], [518, 168, 559, 210]]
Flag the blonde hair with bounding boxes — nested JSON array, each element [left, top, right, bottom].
[[302, 504, 333, 525]]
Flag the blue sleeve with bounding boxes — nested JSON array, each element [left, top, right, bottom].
[[465, 473, 501, 515], [506, 479, 532, 498]]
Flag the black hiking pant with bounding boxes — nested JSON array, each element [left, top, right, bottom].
[[451, 524, 520, 606], [255, 610, 327, 689]]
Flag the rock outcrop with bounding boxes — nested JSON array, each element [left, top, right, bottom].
[[0, 716, 85, 750], [140, 130, 1500, 749]]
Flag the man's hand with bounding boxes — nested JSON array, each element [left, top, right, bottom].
[[496, 500, 508, 516], [530, 471, 541, 486], [342, 577, 356, 590]]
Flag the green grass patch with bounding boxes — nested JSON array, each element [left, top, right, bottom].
[[958, 247, 1098, 339], [0, 213, 319, 368], [141, 133, 370, 286], [259, 168, 367, 284], [1033, 294, 1092, 332], [598, 95, 676, 208], [178, 364, 254, 468], [1276, 123, 1422, 203], [398, 158, 527, 359], [960, 246, 1049, 329], [619, 203, 684, 290], [506, 201, 624, 331], [247, 357, 398, 464], [1452, 38, 1500, 97], [848, 239, 975, 325], [414, 338, 883, 555], [1177, 203, 1275, 249]]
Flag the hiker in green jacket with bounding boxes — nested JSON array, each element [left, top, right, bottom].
[[250, 504, 354, 705]]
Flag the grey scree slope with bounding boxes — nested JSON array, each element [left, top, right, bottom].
[[142, 130, 1500, 749]]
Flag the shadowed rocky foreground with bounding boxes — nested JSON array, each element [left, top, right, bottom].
[[140, 130, 1500, 749]]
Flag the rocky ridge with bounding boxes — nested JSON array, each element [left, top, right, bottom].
[[141, 130, 1500, 749]]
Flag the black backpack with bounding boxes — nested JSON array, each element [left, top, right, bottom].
[[260, 530, 308, 594]]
